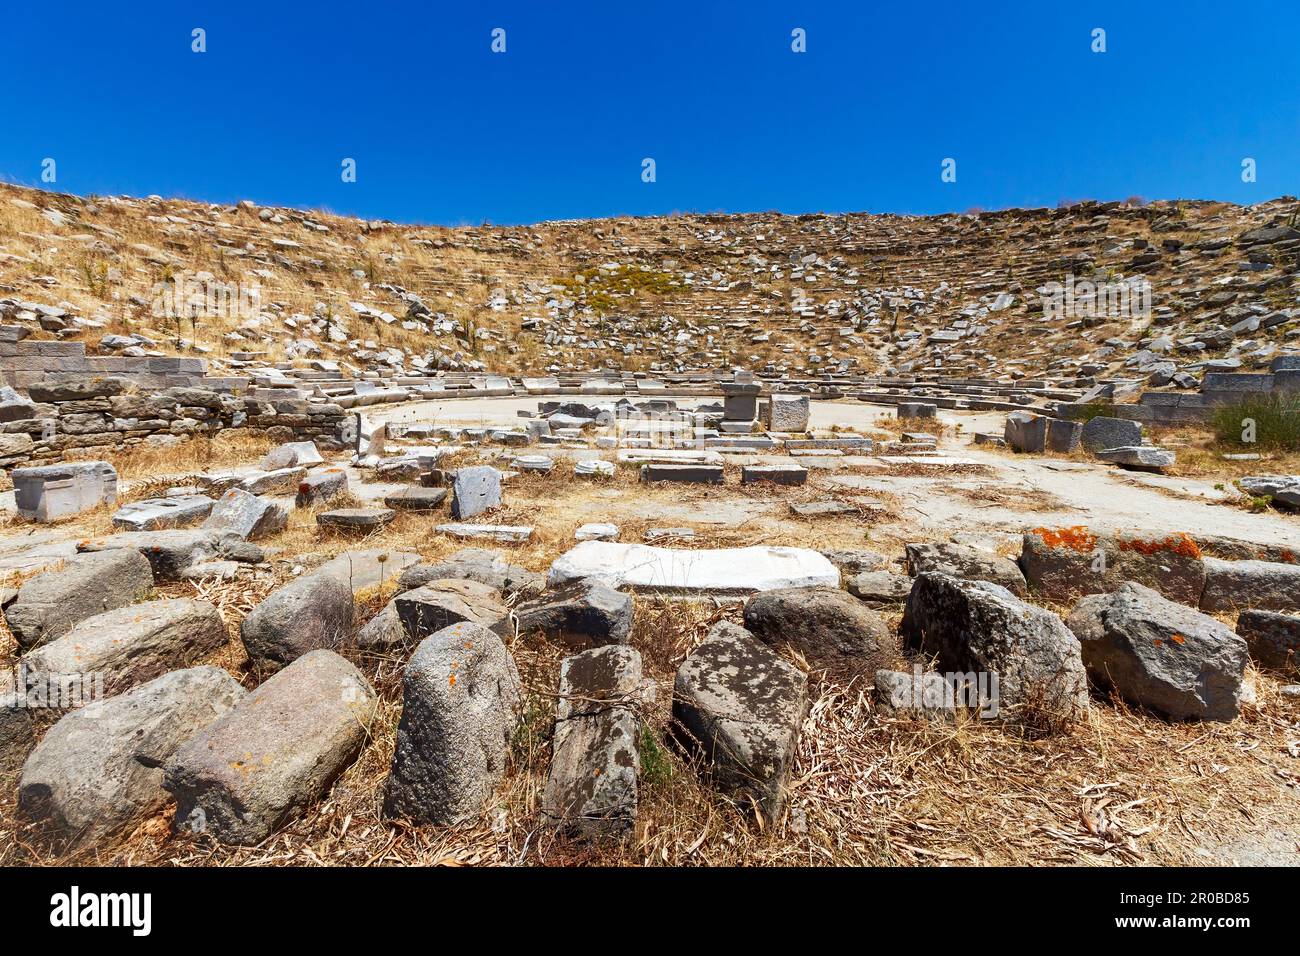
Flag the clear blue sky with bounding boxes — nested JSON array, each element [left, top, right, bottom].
[[2, 1, 1297, 226]]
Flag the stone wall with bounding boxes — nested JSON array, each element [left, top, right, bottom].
[[0, 375, 346, 471], [1057, 355, 1300, 426], [0, 332, 226, 391]]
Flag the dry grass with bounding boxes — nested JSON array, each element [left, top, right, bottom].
[[4, 573, 1296, 867], [2, 435, 1299, 867], [102, 431, 275, 481], [1154, 425, 1300, 481]]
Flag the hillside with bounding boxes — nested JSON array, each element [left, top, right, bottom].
[[2, 182, 1296, 386]]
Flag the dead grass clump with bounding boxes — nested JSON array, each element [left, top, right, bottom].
[[106, 431, 274, 480]]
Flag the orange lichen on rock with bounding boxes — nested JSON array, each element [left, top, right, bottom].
[[1117, 532, 1201, 560], [1030, 525, 1098, 553]]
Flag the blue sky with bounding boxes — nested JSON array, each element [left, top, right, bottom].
[[2, 1, 1297, 225]]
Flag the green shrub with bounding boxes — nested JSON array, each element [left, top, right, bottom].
[[1210, 394, 1300, 450]]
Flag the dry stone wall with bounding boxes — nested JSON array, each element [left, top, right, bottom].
[[0, 334, 346, 470]]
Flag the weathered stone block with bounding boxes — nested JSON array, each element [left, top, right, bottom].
[[13, 461, 117, 521], [164, 650, 375, 845], [542, 645, 642, 841], [383, 623, 521, 825]]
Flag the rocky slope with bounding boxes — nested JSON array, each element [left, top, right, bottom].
[[1, 182, 1297, 385]]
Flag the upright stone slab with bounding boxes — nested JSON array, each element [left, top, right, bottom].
[[1004, 410, 1047, 453], [720, 381, 761, 422], [899, 572, 1088, 720], [19, 667, 245, 845], [202, 488, 288, 540], [769, 394, 811, 432], [4, 549, 154, 650], [542, 645, 642, 841], [241, 572, 355, 671], [898, 402, 938, 419], [22, 598, 227, 698], [673, 621, 807, 822], [164, 650, 376, 845], [13, 461, 117, 522], [450, 465, 501, 520], [1045, 418, 1083, 453], [383, 622, 521, 825], [1081, 416, 1143, 454]]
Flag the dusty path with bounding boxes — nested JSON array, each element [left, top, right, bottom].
[[370, 397, 1300, 550]]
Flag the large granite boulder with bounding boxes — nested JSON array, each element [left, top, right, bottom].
[[19, 667, 245, 845], [4, 549, 154, 650], [1019, 528, 1205, 606], [1, 694, 36, 780], [1066, 583, 1248, 721], [906, 542, 1027, 596], [514, 579, 634, 649], [202, 488, 288, 540], [164, 650, 376, 845], [1200, 558, 1300, 613], [22, 598, 227, 698], [240, 572, 355, 672], [395, 579, 511, 642], [743, 585, 896, 667]]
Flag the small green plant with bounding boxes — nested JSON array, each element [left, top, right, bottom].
[[1071, 402, 1115, 424], [639, 725, 672, 790], [1247, 494, 1273, 513], [81, 258, 110, 298]]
